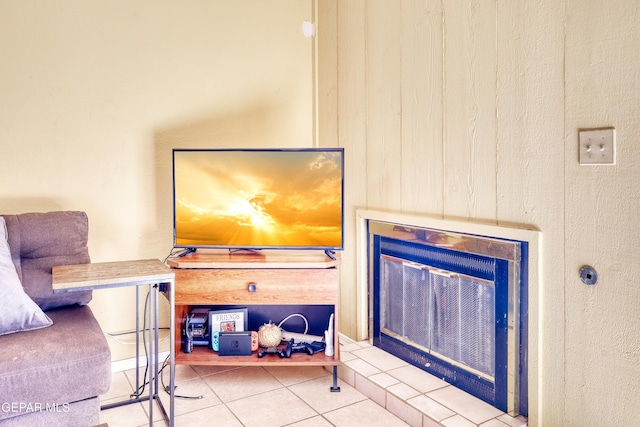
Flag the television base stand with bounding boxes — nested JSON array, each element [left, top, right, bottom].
[[228, 248, 263, 255], [324, 249, 336, 260], [176, 248, 196, 257]]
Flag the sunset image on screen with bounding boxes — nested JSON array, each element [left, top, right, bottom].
[[173, 150, 343, 248]]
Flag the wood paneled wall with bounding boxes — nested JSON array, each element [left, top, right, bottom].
[[317, 1, 640, 425]]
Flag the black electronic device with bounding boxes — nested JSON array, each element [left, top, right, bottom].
[[183, 308, 209, 350], [182, 316, 194, 354], [280, 339, 326, 358], [257, 346, 282, 358], [211, 330, 258, 352], [218, 331, 253, 356]]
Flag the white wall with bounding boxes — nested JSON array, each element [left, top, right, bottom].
[[0, 0, 315, 361], [317, 1, 640, 426]]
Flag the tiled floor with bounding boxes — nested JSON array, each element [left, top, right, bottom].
[[99, 337, 528, 427]]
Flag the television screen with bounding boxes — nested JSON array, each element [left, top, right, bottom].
[[172, 148, 344, 251]]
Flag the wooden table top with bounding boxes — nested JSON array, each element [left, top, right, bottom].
[[52, 258, 174, 292]]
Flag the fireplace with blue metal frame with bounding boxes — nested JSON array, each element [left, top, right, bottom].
[[368, 220, 528, 417]]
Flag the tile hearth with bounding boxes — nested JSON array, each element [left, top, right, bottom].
[[338, 337, 527, 427], [100, 336, 527, 426]]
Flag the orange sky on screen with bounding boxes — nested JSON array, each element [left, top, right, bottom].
[[174, 150, 342, 247]]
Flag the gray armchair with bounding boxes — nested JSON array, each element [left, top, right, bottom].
[[0, 211, 111, 426]]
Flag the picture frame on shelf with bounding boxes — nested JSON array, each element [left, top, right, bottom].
[[208, 308, 248, 334]]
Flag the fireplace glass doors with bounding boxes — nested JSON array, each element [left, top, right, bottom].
[[369, 221, 527, 416], [380, 256, 497, 379]]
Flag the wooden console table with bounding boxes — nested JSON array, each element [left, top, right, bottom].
[[167, 250, 341, 390], [52, 259, 176, 427]]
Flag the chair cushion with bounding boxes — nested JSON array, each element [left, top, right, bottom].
[[2, 211, 92, 310], [0, 217, 52, 336], [0, 305, 111, 421]]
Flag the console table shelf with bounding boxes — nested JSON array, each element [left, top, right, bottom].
[[168, 250, 341, 384], [174, 346, 337, 366]]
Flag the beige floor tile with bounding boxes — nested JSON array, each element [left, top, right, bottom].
[[441, 414, 477, 427], [122, 367, 155, 394], [424, 414, 446, 427], [158, 376, 222, 416], [406, 394, 455, 423], [428, 386, 504, 424], [386, 393, 424, 427], [351, 345, 408, 371], [226, 387, 317, 427], [192, 364, 244, 378], [323, 399, 410, 427], [172, 404, 243, 427], [355, 373, 386, 407], [339, 342, 366, 352], [99, 401, 149, 427], [343, 357, 382, 377], [387, 381, 422, 401], [101, 371, 135, 403], [338, 350, 358, 362], [263, 365, 330, 387], [496, 413, 528, 427], [387, 364, 449, 393], [369, 371, 401, 389], [122, 366, 172, 402], [287, 415, 335, 426], [288, 374, 368, 414], [336, 362, 356, 387], [480, 418, 512, 427], [170, 364, 201, 382], [203, 366, 282, 402]]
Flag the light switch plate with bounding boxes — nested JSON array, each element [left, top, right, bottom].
[[579, 128, 616, 165]]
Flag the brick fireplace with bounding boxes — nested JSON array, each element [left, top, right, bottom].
[[356, 211, 540, 418]]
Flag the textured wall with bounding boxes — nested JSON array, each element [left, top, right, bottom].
[[317, 0, 640, 425]]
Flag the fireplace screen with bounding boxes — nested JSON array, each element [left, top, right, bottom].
[[369, 221, 527, 416], [380, 256, 495, 379]]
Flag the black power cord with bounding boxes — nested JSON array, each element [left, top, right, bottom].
[[160, 354, 203, 400], [122, 284, 202, 400], [130, 289, 151, 399]]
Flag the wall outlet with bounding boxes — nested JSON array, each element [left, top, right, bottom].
[[579, 128, 616, 165]]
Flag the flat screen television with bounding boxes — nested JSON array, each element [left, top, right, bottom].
[[172, 148, 344, 256]]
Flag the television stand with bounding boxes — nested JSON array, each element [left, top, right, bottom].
[[167, 249, 341, 392]]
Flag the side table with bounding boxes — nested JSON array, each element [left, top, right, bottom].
[[52, 259, 175, 427]]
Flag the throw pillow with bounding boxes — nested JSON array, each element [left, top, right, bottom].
[[0, 216, 52, 335]]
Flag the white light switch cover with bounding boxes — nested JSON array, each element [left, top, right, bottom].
[[579, 128, 616, 165]]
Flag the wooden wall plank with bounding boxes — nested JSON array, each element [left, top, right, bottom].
[[334, 0, 368, 338], [442, 0, 497, 221], [316, 0, 338, 149], [400, 0, 444, 215], [365, 1, 403, 211]]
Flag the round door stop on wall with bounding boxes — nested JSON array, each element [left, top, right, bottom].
[[579, 265, 598, 285]]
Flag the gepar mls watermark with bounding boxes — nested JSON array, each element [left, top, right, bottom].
[[1, 401, 70, 414]]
